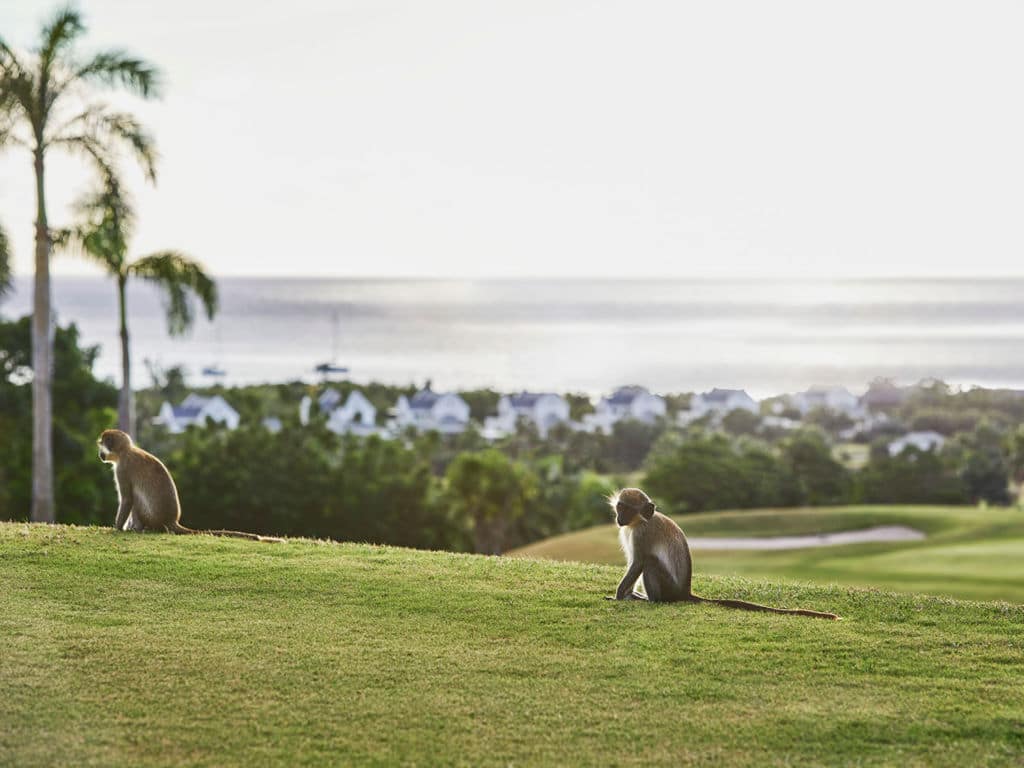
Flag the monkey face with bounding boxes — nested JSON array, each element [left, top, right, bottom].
[[614, 502, 634, 526], [612, 488, 657, 526], [97, 440, 115, 463], [97, 429, 132, 464]]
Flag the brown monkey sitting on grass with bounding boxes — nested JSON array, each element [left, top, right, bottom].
[[97, 429, 282, 542], [607, 488, 838, 619]]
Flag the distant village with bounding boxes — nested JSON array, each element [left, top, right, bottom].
[[153, 380, 952, 458]]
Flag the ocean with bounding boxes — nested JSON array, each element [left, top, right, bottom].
[[3, 276, 1024, 398]]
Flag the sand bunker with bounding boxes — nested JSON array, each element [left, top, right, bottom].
[[689, 525, 926, 551]]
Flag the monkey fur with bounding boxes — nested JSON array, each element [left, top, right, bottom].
[[97, 429, 282, 542], [608, 488, 838, 619]]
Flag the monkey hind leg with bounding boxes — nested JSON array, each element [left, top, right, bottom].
[[642, 564, 688, 603]]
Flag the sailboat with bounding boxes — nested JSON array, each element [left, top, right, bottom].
[[203, 324, 228, 378], [314, 309, 349, 376]]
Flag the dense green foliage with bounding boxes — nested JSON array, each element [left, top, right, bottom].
[[444, 448, 538, 553], [858, 446, 965, 504], [3, 524, 1023, 767], [645, 414, 1023, 514], [646, 427, 853, 514], [0, 318, 116, 521]]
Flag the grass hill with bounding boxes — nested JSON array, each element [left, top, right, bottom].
[[2, 522, 1023, 766], [509, 505, 1024, 603]]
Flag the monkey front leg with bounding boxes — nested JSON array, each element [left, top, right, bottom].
[[613, 561, 646, 600], [113, 474, 133, 531], [114, 498, 132, 531]]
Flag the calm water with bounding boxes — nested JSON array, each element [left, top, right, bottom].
[[4, 277, 1024, 398]]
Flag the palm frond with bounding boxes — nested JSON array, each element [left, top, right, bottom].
[[129, 252, 218, 336], [64, 174, 134, 274], [73, 172, 134, 227], [73, 49, 161, 99], [0, 93, 13, 147], [49, 131, 118, 184], [0, 35, 22, 67], [0, 110, 27, 149], [49, 109, 158, 182], [37, 6, 85, 72], [0, 49, 38, 129], [0, 220, 12, 298], [44, 101, 102, 137], [0, 36, 25, 89], [99, 111, 158, 181]]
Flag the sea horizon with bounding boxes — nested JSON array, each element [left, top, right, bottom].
[[4, 274, 1024, 399]]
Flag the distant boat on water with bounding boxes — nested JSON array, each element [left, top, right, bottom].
[[315, 362, 349, 375], [314, 309, 349, 376], [202, 326, 228, 378]]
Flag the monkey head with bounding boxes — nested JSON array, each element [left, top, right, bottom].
[[97, 429, 133, 464], [611, 488, 656, 527]]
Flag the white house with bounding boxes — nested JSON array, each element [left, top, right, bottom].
[[318, 388, 344, 413], [838, 411, 893, 441], [484, 392, 570, 439], [761, 414, 801, 432], [582, 386, 666, 432], [789, 386, 865, 418], [326, 390, 379, 436], [391, 389, 471, 434], [678, 388, 758, 425], [299, 395, 312, 426], [888, 430, 946, 457], [156, 393, 240, 434]]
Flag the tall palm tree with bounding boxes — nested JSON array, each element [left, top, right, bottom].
[[68, 177, 217, 435], [0, 7, 160, 522], [0, 221, 11, 299]]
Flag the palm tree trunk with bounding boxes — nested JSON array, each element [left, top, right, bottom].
[[31, 147, 54, 523], [117, 275, 133, 434]]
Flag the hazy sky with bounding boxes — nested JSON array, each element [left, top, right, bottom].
[[2, 1, 1023, 278]]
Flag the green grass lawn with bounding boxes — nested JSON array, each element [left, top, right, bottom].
[[2, 523, 1024, 766], [509, 506, 1024, 604]]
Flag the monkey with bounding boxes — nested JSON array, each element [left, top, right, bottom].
[[97, 429, 283, 543], [606, 488, 838, 619]]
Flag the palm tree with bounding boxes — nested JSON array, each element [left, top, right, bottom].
[[0, 221, 11, 299], [0, 7, 160, 522], [68, 177, 217, 435]]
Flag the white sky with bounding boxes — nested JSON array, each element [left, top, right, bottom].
[[2, 0, 1023, 278]]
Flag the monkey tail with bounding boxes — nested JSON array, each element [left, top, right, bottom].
[[692, 595, 839, 620], [205, 530, 285, 543], [167, 523, 283, 543]]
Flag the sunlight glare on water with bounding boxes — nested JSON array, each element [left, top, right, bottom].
[[4, 276, 1024, 397]]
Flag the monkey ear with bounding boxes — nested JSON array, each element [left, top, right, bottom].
[[641, 501, 655, 520]]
